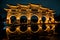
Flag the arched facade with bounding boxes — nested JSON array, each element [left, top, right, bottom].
[[5, 4, 57, 35]]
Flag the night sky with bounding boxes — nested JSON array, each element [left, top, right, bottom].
[[0, 0, 60, 18]]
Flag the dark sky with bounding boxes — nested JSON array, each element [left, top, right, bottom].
[[0, 0, 60, 18]]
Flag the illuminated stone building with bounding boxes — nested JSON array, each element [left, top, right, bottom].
[[5, 4, 58, 40]]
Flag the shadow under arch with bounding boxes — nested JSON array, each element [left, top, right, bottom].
[[31, 15, 38, 23], [20, 16, 27, 23], [10, 16, 16, 23], [42, 16, 46, 23]]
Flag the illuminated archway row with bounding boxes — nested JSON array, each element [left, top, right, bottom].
[[5, 4, 55, 25], [6, 14, 55, 25], [6, 24, 56, 34]]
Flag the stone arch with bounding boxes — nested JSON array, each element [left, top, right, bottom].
[[42, 16, 46, 23], [20, 15, 27, 23], [10, 16, 17, 24], [31, 15, 38, 23]]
